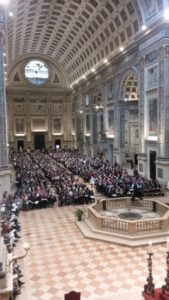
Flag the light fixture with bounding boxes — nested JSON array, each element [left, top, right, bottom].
[[147, 136, 158, 141], [75, 80, 78, 84], [120, 46, 124, 52], [15, 134, 25, 136], [164, 8, 169, 20], [82, 75, 86, 79], [9, 11, 14, 17], [103, 58, 108, 63], [95, 103, 104, 110], [91, 68, 95, 72], [3, 53, 6, 56], [9, 243, 30, 267], [106, 134, 115, 138], [53, 132, 63, 136], [142, 25, 147, 31], [79, 103, 83, 114], [70, 85, 72, 88], [0, 0, 9, 5]]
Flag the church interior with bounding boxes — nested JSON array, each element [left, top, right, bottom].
[[1, 0, 169, 300]]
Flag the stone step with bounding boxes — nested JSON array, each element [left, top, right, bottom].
[[76, 218, 169, 247]]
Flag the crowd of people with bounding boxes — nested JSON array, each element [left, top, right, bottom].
[[12, 149, 163, 206], [50, 149, 162, 200], [0, 191, 25, 299], [14, 152, 56, 210], [13, 150, 95, 208]]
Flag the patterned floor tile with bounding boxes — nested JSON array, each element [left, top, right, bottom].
[[14, 204, 168, 300]]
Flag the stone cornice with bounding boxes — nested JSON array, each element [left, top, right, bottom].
[[6, 87, 71, 97]]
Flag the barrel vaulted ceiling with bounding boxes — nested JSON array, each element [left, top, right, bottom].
[[4, 0, 164, 86]]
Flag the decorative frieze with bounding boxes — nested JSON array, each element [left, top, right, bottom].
[[52, 103, 63, 115], [13, 102, 25, 114], [30, 103, 47, 115]]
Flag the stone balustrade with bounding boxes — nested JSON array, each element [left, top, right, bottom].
[[87, 198, 169, 236]]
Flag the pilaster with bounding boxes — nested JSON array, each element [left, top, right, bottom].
[[163, 46, 169, 157], [0, 31, 8, 168], [139, 56, 145, 153]]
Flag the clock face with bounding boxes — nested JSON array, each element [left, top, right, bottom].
[[107, 82, 113, 99], [25, 60, 49, 85]]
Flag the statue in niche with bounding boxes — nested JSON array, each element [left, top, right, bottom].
[[107, 81, 114, 100], [86, 115, 90, 132], [100, 114, 104, 133], [15, 119, 24, 133], [32, 103, 46, 114], [149, 98, 157, 134], [72, 118, 75, 131], [53, 119, 61, 133], [108, 110, 114, 134], [14, 103, 24, 114]]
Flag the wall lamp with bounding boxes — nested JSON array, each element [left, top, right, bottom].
[[95, 104, 104, 110]]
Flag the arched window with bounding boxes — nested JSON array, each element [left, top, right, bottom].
[[25, 60, 49, 85]]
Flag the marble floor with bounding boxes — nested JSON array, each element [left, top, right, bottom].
[[14, 203, 168, 300]]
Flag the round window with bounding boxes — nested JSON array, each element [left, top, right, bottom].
[[25, 60, 49, 85]]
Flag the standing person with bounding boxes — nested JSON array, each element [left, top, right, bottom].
[[90, 176, 95, 188]]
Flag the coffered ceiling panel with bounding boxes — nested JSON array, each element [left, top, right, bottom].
[[4, 0, 163, 85]]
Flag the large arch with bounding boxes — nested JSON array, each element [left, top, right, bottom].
[[5, 0, 146, 84], [7, 53, 69, 88], [118, 67, 139, 165]]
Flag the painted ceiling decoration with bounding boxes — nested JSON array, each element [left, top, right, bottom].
[[4, 0, 163, 86]]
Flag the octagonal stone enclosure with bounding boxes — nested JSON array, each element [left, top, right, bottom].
[[77, 198, 169, 247]]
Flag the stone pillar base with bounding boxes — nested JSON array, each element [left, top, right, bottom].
[[137, 153, 148, 178], [113, 149, 125, 164], [156, 157, 169, 184]]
